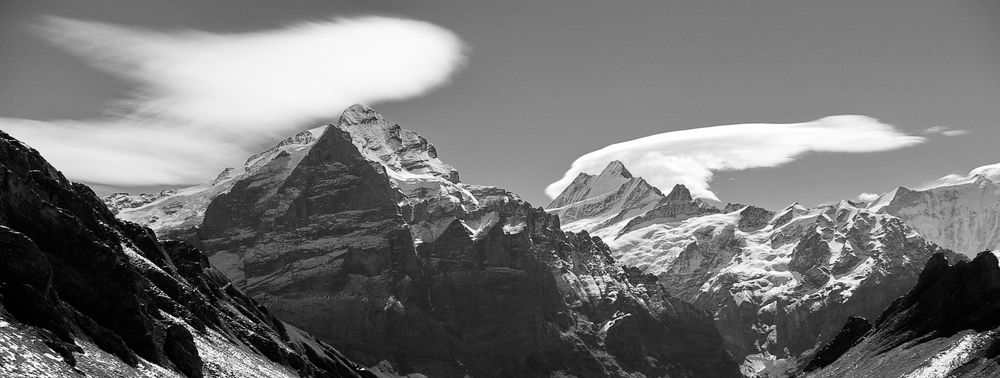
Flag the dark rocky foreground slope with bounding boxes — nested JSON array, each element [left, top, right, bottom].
[[807, 251, 1000, 377], [0, 129, 373, 377], [174, 105, 740, 377]]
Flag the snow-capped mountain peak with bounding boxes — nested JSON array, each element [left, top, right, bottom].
[[335, 104, 460, 184], [548, 160, 639, 209], [546, 161, 675, 240], [598, 159, 633, 179]]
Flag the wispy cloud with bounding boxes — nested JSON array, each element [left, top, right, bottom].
[[0, 118, 246, 186], [923, 125, 969, 137], [545, 115, 925, 201], [2, 16, 466, 187]]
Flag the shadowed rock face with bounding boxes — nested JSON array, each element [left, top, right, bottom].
[[0, 130, 372, 377], [802, 316, 871, 372], [193, 105, 740, 377], [809, 251, 1000, 377]]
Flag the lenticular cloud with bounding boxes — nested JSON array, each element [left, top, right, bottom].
[[2, 15, 466, 187], [33, 15, 466, 133], [545, 115, 926, 201]]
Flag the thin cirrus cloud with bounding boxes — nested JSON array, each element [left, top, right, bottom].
[[545, 115, 926, 202], [923, 125, 970, 137], [2, 15, 466, 187]]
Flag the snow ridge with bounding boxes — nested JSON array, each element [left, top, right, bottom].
[[867, 176, 1000, 257]]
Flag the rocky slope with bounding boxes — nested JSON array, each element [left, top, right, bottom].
[[547, 162, 965, 376], [808, 251, 1000, 377], [120, 104, 739, 377], [0, 129, 373, 377], [867, 175, 1000, 258]]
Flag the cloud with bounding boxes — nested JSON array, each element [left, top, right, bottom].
[[1, 118, 245, 186], [2, 15, 465, 187], [545, 115, 926, 201], [919, 162, 1000, 189], [857, 192, 881, 202], [923, 125, 969, 137]]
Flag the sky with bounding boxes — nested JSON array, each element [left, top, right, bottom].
[[1, 0, 999, 209]]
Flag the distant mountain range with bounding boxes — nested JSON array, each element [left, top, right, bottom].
[[2, 104, 998, 377], [543, 160, 994, 375]]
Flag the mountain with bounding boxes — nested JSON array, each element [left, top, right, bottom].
[[867, 175, 1000, 258], [547, 161, 965, 376], [807, 251, 1000, 377], [0, 130, 373, 377], [110, 105, 739, 377], [547, 161, 717, 241], [106, 126, 328, 239]]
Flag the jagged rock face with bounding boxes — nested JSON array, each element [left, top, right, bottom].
[[547, 164, 968, 376], [801, 316, 871, 372], [810, 252, 1000, 377], [105, 127, 327, 239], [868, 177, 1000, 258], [0, 130, 372, 377], [190, 105, 739, 377]]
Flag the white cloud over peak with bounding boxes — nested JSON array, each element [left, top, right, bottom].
[[545, 115, 926, 201], [33, 16, 466, 133], [3, 16, 465, 187]]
